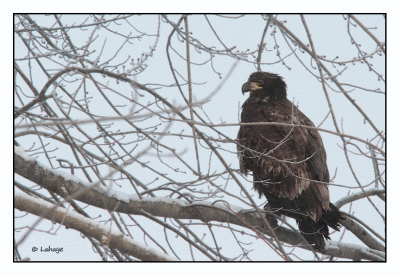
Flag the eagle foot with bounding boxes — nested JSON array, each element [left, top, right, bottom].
[[263, 203, 279, 228]]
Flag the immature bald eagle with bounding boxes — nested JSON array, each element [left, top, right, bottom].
[[237, 72, 342, 250]]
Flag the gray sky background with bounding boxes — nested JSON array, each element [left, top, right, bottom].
[[14, 14, 385, 262]]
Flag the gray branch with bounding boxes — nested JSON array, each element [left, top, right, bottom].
[[15, 146, 385, 261]]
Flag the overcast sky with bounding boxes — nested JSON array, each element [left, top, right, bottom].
[[14, 14, 385, 262]]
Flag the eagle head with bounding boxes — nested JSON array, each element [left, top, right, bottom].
[[242, 71, 287, 100]]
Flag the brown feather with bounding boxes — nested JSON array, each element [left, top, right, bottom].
[[238, 71, 343, 249]]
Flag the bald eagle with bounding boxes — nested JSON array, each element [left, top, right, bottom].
[[237, 72, 343, 250]]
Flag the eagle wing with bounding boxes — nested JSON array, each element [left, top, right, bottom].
[[237, 99, 330, 221]]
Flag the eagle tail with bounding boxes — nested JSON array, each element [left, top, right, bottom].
[[298, 218, 327, 250], [298, 203, 343, 250]]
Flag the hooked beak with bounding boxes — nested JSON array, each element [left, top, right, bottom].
[[241, 82, 251, 95], [241, 82, 262, 95]]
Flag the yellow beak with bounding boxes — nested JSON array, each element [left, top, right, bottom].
[[250, 82, 262, 91]]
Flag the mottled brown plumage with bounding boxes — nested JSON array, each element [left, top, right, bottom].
[[237, 72, 342, 250]]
